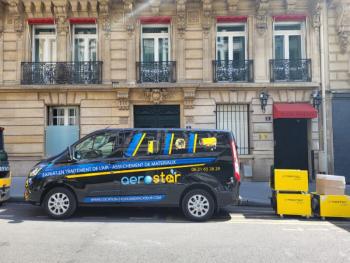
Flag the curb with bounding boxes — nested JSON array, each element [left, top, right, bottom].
[[239, 200, 271, 208], [7, 197, 26, 203]]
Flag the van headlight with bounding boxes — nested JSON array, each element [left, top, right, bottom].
[[29, 167, 42, 178]]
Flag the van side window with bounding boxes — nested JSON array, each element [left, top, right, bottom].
[[125, 131, 161, 157], [195, 132, 228, 154], [74, 133, 117, 160], [107, 131, 132, 158], [163, 132, 189, 155], [136, 131, 161, 156]]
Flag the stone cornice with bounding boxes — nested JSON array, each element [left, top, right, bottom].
[[285, 0, 297, 13], [255, 0, 269, 35], [123, 0, 135, 35], [331, 0, 350, 53], [4, 0, 24, 32], [202, 0, 212, 33], [227, 0, 239, 13], [150, 0, 161, 15], [176, 0, 186, 37], [98, 0, 110, 33], [309, 0, 322, 31]]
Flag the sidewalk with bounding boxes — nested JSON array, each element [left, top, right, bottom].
[[7, 177, 350, 207]]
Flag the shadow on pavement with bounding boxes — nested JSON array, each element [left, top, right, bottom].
[[1, 203, 349, 230], [0, 202, 232, 224]]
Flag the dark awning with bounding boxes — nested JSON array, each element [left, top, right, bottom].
[[273, 103, 318, 119]]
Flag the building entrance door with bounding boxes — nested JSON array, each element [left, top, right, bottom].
[[332, 94, 350, 184], [134, 105, 180, 128], [274, 118, 308, 170]]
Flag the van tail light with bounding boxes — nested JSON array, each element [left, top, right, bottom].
[[230, 140, 241, 182]]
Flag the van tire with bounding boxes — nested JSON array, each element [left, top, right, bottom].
[[43, 187, 77, 219], [182, 189, 215, 222]]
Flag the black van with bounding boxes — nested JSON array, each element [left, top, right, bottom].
[[25, 128, 240, 221], [0, 127, 11, 205]]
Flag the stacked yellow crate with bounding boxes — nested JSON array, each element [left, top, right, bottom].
[[312, 174, 350, 219], [271, 169, 312, 218]]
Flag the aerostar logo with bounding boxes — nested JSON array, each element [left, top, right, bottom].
[[121, 171, 182, 185]]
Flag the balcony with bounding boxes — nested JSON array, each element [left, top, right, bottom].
[[136, 61, 176, 83], [21, 61, 103, 85], [213, 60, 254, 83], [270, 59, 311, 82]]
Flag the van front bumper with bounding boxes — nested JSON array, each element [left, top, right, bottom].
[[24, 178, 42, 205], [0, 186, 10, 202]]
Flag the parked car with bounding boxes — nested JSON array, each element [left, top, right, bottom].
[[0, 127, 11, 205], [25, 128, 240, 221]]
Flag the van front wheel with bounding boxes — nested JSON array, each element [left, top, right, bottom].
[[43, 187, 77, 219], [182, 189, 215, 222]]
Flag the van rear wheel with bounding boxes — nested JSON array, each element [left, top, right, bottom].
[[182, 189, 215, 222], [43, 187, 77, 219]]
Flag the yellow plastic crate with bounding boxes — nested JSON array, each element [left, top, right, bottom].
[[276, 192, 312, 217], [314, 194, 350, 219], [272, 169, 309, 192]]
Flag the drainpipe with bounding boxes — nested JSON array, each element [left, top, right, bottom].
[[319, 0, 329, 173]]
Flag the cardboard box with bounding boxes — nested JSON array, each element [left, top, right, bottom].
[[316, 174, 346, 195]]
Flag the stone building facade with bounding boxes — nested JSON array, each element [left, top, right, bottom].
[[325, 0, 350, 183], [0, 0, 329, 180]]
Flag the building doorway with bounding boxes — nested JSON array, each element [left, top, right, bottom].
[[45, 106, 80, 157], [274, 118, 308, 170], [134, 105, 180, 128], [332, 94, 350, 184]]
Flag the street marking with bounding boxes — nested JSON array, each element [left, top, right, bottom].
[[226, 219, 350, 226], [283, 249, 295, 257], [129, 217, 158, 220], [308, 228, 330, 231], [282, 227, 304, 231]]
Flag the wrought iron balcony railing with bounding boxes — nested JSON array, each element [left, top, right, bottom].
[[136, 61, 176, 83], [270, 59, 312, 82], [213, 60, 254, 82], [21, 61, 103, 85]]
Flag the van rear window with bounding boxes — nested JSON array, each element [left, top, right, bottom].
[[195, 132, 228, 154]]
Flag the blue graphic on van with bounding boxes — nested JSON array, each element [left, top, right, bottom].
[[37, 157, 216, 179], [83, 195, 166, 203]]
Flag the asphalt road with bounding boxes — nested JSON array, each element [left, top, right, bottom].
[[0, 203, 349, 263]]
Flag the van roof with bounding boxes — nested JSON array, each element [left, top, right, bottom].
[[93, 128, 232, 134]]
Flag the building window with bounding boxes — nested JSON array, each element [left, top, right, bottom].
[[137, 25, 175, 83], [216, 23, 247, 62], [48, 107, 79, 126], [73, 25, 97, 62], [32, 26, 56, 62], [273, 22, 305, 60], [271, 21, 311, 82], [216, 104, 250, 155], [141, 25, 170, 62], [214, 23, 253, 82]]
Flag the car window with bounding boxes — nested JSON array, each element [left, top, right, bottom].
[[136, 131, 161, 156], [162, 131, 189, 155], [74, 133, 117, 160], [107, 131, 132, 158], [195, 132, 228, 154]]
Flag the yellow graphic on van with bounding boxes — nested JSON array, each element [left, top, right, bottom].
[[200, 137, 217, 149]]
